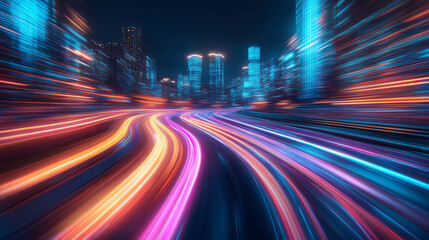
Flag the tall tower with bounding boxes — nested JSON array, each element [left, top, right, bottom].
[[246, 46, 262, 102], [187, 54, 202, 100], [241, 66, 249, 100], [296, 0, 333, 100], [121, 26, 142, 62], [145, 56, 157, 95], [177, 73, 190, 99], [122, 26, 143, 93], [209, 53, 225, 103]]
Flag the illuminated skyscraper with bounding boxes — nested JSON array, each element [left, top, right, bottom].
[[187, 54, 202, 100], [104, 42, 129, 93], [231, 76, 244, 105], [240, 66, 248, 101], [89, 40, 111, 91], [261, 58, 277, 101], [160, 77, 176, 99], [277, 36, 298, 100], [177, 73, 190, 99], [122, 26, 143, 93], [9, 0, 54, 59], [209, 53, 225, 103], [145, 56, 157, 95], [122, 27, 142, 63], [244, 46, 263, 102], [296, 0, 333, 100]]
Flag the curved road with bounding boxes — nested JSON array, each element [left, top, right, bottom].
[[0, 109, 427, 239]]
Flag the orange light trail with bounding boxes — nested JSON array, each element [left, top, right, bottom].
[[0, 114, 137, 198], [53, 113, 178, 239]]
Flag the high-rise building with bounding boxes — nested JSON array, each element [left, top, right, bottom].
[[187, 54, 202, 100], [145, 56, 157, 95], [177, 73, 190, 99], [160, 77, 177, 99], [89, 40, 111, 91], [261, 58, 277, 101], [240, 66, 249, 101], [177, 74, 184, 98], [104, 42, 130, 93], [231, 76, 244, 105], [296, 0, 334, 100], [276, 36, 298, 101], [122, 26, 143, 93], [244, 46, 263, 102], [208, 53, 225, 103], [122, 27, 142, 63]]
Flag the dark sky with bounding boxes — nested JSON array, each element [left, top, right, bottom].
[[85, 0, 295, 82]]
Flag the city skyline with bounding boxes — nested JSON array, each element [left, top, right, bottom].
[[0, 1, 427, 239], [85, 0, 295, 79]]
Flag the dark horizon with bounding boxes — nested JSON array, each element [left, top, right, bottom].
[[85, 0, 295, 81]]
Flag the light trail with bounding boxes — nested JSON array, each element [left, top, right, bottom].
[[0, 113, 139, 198], [0, 109, 427, 239], [139, 114, 201, 240], [52, 113, 170, 239], [183, 112, 307, 239]]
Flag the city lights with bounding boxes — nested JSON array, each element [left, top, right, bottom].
[[0, 0, 428, 239]]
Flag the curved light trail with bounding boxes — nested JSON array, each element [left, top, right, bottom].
[[0, 109, 427, 239]]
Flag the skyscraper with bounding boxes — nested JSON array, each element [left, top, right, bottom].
[[122, 26, 143, 93], [240, 66, 249, 101], [122, 26, 142, 63], [261, 58, 276, 101], [104, 42, 131, 94], [296, 0, 333, 100], [187, 54, 202, 100], [145, 56, 157, 95], [231, 76, 244, 105], [277, 36, 298, 100], [244, 46, 263, 102], [209, 53, 225, 103], [89, 40, 111, 93], [177, 73, 190, 99]]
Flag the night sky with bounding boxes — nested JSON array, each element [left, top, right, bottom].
[[85, 0, 295, 83]]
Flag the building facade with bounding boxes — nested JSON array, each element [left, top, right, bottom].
[[187, 54, 203, 101], [122, 26, 143, 94], [244, 46, 263, 102], [261, 58, 277, 101], [277, 36, 299, 101], [296, 0, 334, 100], [177, 73, 190, 99], [209, 53, 225, 103], [145, 56, 157, 95]]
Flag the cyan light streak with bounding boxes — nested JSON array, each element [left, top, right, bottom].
[[219, 114, 429, 190]]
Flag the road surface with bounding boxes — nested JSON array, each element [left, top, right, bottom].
[[0, 109, 427, 239]]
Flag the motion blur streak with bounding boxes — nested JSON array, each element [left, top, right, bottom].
[[52, 114, 169, 239], [1, 0, 428, 239], [0, 112, 135, 198], [183, 113, 307, 239], [0, 112, 125, 145], [0, 109, 427, 239], [139, 115, 201, 240], [219, 113, 428, 190], [180, 109, 427, 239]]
